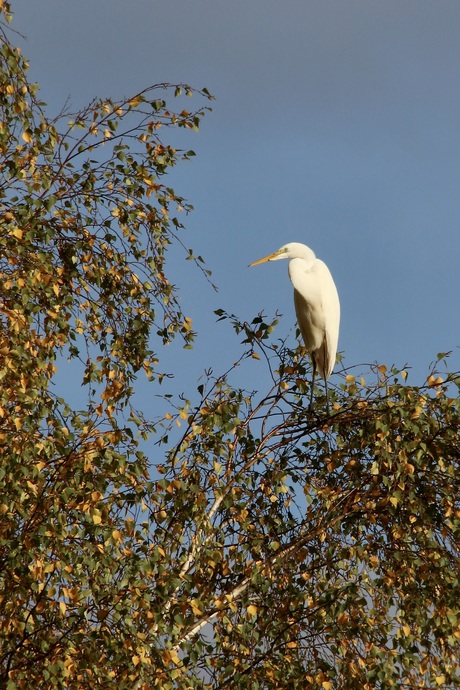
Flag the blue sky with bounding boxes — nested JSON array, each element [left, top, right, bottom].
[[12, 1, 460, 404]]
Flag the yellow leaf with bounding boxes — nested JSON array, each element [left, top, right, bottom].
[[247, 604, 258, 617], [92, 512, 102, 524], [411, 405, 424, 419], [59, 601, 67, 615], [427, 375, 444, 387], [191, 598, 203, 615], [22, 130, 32, 143], [402, 625, 411, 636], [11, 227, 23, 240], [322, 682, 333, 690], [169, 649, 181, 665], [44, 562, 55, 573], [251, 352, 260, 360], [390, 497, 399, 508], [345, 374, 355, 383], [162, 648, 180, 665], [436, 676, 446, 686]]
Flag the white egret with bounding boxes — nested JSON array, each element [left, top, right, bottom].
[[249, 242, 340, 407]]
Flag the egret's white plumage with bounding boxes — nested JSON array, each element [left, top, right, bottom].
[[249, 242, 340, 381]]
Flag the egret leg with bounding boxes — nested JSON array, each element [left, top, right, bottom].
[[308, 357, 316, 414], [325, 376, 330, 416]]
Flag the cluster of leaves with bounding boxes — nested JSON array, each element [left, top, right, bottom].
[[0, 6, 216, 687], [149, 314, 460, 689], [0, 11, 213, 414], [2, 5, 460, 689]]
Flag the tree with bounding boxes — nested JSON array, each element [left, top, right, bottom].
[[1, 5, 460, 689], [157, 318, 460, 689]]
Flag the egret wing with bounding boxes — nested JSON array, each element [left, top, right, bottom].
[[315, 259, 340, 379]]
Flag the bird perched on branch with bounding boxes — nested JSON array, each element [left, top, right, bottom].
[[249, 242, 340, 408]]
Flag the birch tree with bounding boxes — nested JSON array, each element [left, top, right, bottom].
[[1, 4, 460, 689]]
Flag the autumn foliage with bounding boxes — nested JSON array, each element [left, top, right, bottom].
[[1, 5, 460, 689]]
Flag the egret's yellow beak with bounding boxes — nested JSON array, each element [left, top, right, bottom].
[[248, 250, 280, 267]]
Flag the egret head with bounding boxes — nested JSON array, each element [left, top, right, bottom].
[[249, 242, 315, 267]]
